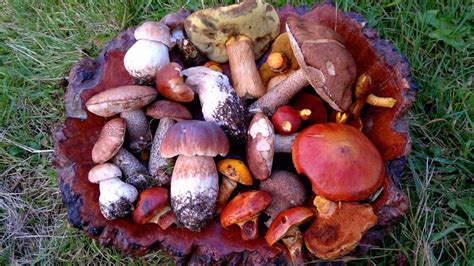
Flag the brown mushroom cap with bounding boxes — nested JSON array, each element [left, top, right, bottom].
[[292, 123, 384, 201], [145, 99, 192, 120], [246, 112, 275, 181], [287, 16, 356, 111], [265, 207, 314, 246], [155, 63, 195, 102], [184, 0, 279, 63], [304, 200, 377, 259], [88, 163, 122, 184], [220, 190, 272, 228], [92, 118, 126, 164], [85, 85, 157, 117], [134, 21, 172, 47], [160, 120, 229, 158], [132, 187, 175, 230]]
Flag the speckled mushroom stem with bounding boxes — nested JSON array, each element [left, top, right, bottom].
[[249, 69, 308, 116], [112, 148, 151, 191], [149, 118, 176, 186], [216, 177, 237, 214], [281, 227, 304, 266], [226, 35, 266, 99], [120, 109, 151, 153], [274, 134, 296, 153]]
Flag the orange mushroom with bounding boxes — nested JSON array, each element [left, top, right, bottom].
[[132, 187, 176, 230], [216, 159, 253, 213]]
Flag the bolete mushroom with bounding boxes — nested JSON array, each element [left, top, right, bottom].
[[184, 0, 280, 99], [250, 16, 356, 115], [220, 190, 272, 241], [132, 186, 176, 230], [216, 159, 253, 214], [292, 123, 384, 201], [271, 105, 301, 135], [146, 100, 192, 185], [91, 118, 126, 164], [259, 171, 308, 226], [182, 66, 248, 141], [160, 120, 229, 231], [266, 207, 315, 265], [124, 21, 171, 81], [304, 196, 377, 259], [120, 109, 152, 153], [88, 163, 138, 220], [155, 63, 195, 103], [112, 148, 152, 191]]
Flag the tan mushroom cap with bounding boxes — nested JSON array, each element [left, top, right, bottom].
[[88, 163, 122, 184], [134, 21, 172, 47], [287, 16, 356, 111], [92, 118, 126, 164], [145, 99, 192, 120], [86, 85, 157, 117], [184, 0, 280, 63]]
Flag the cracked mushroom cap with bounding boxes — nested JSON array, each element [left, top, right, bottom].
[[220, 190, 272, 228], [133, 187, 175, 230], [160, 120, 229, 158], [184, 0, 280, 63], [145, 99, 192, 120], [134, 21, 172, 47], [287, 16, 356, 111], [88, 163, 122, 184], [265, 207, 315, 246], [292, 123, 384, 202], [92, 118, 126, 164], [85, 85, 157, 117], [246, 112, 275, 181]]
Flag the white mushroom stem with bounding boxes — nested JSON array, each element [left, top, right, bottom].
[[99, 177, 138, 220], [226, 35, 266, 99], [274, 134, 297, 153], [216, 177, 238, 214], [149, 118, 176, 185], [120, 109, 151, 153], [123, 39, 170, 81], [112, 148, 151, 191]]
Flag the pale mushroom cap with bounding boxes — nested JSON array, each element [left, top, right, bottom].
[[123, 39, 170, 81], [99, 177, 139, 220], [92, 118, 126, 164], [86, 85, 157, 117], [134, 21, 172, 47], [184, 0, 280, 63], [88, 163, 122, 184]]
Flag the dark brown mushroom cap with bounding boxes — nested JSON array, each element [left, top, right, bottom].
[[134, 21, 172, 47], [160, 9, 190, 30], [85, 85, 157, 117], [92, 118, 126, 164], [287, 16, 356, 112], [132, 187, 170, 224], [146, 99, 192, 120], [265, 207, 315, 246], [160, 120, 229, 158], [220, 190, 272, 228]]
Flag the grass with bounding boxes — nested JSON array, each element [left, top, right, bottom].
[[0, 0, 472, 264]]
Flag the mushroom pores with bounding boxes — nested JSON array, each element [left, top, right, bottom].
[[292, 123, 384, 201]]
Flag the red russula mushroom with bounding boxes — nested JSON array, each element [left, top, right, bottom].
[[133, 187, 175, 230], [271, 105, 301, 135]]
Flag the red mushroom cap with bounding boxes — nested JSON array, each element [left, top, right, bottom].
[[132, 187, 175, 230], [220, 190, 272, 228], [155, 62, 194, 102], [291, 92, 327, 124], [292, 123, 384, 201], [265, 207, 315, 246], [271, 106, 301, 135]]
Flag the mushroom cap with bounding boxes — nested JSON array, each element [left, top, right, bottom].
[[124, 39, 170, 81], [292, 123, 384, 201], [155, 63, 194, 102], [86, 85, 157, 117], [160, 120, 229, 158], [146, 99, 192, 120], [246, 112, 275, 181], [134, 21, 172, 47], [303, 201, 377, 259], [291, 92, 328, 124], [216, 159, 253, 185], [92, 118, 126, 164], [88, 163, 122, 184], [286, 16, 356, 112], [160, 9, 189, 30], [184, 0, 280, 63], [265, 207, 315, 246], [132, 186, 171, 225], [220, 190, 272, 228]]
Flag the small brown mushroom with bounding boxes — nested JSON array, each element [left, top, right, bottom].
[[265, 207, 315, 265], [91, 118, 126, 164], [184, 0, 280, 99], [132, 187, 175, 230], [220, 190, 272, 240], [304, 196, 377, 259], [216, 159, 253, 214], [250, 16, 356, 115], [155, 62, 195, 103], [111, 148, 152, 191]]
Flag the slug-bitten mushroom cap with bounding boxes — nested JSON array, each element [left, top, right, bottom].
[[259, 171, 308, 226], [134, 21, 172, 47], [171, 155, 219, 231], [246, 112, 275, 181], [217, 159, 253, 186], [292, 123, 384, 201], [304, 197, 378, 259], [99, 177, 138, 220], [92, 118, 126, 164], [287, 16, 356, 111], [265, 207, 315, 246], [85, 85, 157, 117], [160, 120, 229, 158], [133, 187, 175, 230], [155, 63, 195, 102], [184, 0, 279, 63], [146, 99, 192, 120], [88, 163, 122, 184]]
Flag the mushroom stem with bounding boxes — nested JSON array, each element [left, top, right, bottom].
[[112, 148, 151, 191], [313, 196, 337, 218], [267, 52, 289, 73], [120, 109, 151, 153], [299, 109, 312, 121], [349, 73, 371, 119], [149, 118, 176, 186], [226, 35, 266, 99], [274, 134, 296, 153], [366, 93, 397, 108], [249, 68, 308, 116], [216, 177, 238, 214], [237, 216, 259, 240], [281, 227, 304, 266]]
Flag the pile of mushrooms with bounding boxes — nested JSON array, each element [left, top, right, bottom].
[[83, 1, 400, 262]]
